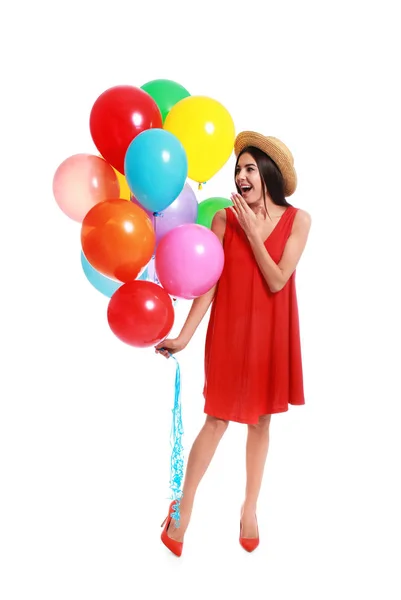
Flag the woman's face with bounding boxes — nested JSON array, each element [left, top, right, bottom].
[[235, 152, 264, 205]]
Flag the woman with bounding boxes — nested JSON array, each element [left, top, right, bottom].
[[156, 131, 312, 556]]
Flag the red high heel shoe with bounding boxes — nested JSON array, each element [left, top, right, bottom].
[[239, 515, 259, 552], [161, 500, 183, 557]]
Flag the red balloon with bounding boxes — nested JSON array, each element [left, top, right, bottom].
[[90, 85, 163, 174], [107, 280, 174, 347]]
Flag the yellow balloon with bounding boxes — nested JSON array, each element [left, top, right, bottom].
[[164, 95, 235, 184], [98, 154, 131, 200], [112, 166, 131, 200]]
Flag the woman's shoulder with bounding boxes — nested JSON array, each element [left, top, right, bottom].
[[211, 209, 228, 243], [214, 208, 228, 220], [290, 206, 312, 233], [293, 207, 311, 224]]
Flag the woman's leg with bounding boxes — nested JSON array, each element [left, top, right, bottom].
[[242, 414, 271, 537], [167, 415, 229, 542]]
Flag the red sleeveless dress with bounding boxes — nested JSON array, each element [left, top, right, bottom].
[[203, 206, 304, 424]]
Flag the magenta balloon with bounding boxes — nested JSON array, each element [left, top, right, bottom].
[[155, 223, 224, 299], [131, 183, 198, 245]]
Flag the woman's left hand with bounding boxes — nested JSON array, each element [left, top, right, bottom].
[[230, 193, 260, 239]]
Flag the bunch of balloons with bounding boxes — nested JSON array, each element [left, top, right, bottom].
[[53, 78, 235, 348]]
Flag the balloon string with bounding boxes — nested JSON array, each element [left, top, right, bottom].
[[165, 351, 184, 526], [152, 212, 161, 285], [151, 212, 176, 308]]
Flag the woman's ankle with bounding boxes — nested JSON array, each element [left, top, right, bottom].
[[168, 518, 187, 540], [242, 500, 258, 514]]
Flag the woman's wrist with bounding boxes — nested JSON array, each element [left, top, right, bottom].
[[178, 333, 190, 347], [247, 229, 263, 244]]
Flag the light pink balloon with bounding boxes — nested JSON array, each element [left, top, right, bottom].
[[155, 224, 224, 299], [52, 154, 120, 222]]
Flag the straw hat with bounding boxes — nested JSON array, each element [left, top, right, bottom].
[[234, 131, 297, 196]]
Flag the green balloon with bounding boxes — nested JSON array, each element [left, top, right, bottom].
[[140, 79, 191, 123], [196, 197, 233, 229]]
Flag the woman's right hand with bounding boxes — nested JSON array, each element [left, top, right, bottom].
[[155, 337, 187, 359]]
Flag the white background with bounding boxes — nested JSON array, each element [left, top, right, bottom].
[[1, 1, 400, 598]]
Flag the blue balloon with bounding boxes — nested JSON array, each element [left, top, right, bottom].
[[138, 268, 149, 281], [81, 252, 148, 297], [124, 128, 188, 213]]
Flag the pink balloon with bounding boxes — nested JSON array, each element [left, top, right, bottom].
[[155, 224, 224, 299], [52, 154, 120, 222]]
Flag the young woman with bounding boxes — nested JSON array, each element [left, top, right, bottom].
[[156, 131, 312, 556]]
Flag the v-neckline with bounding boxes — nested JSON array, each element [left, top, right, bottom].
[[262, 207, 290, 244]]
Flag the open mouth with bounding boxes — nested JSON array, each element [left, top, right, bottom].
[[240, 185, 252, 195]]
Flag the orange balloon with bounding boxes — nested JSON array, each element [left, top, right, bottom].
[[53, 154, 120, 222], [81, 199, 155, 282]]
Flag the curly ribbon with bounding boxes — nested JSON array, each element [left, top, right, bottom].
[[153, 210, 183, 522], [167, 352, 184, 526]]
